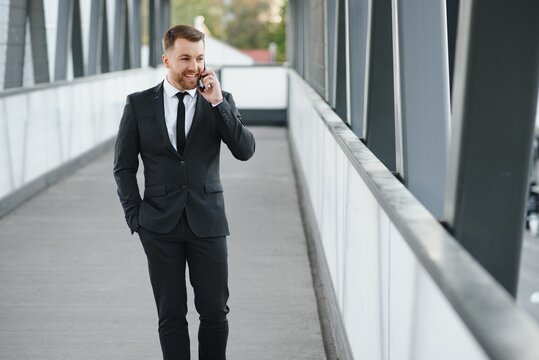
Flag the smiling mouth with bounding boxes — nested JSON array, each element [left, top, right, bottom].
[[184, 74, 198, 81]]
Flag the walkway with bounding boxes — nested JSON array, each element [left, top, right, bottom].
[[0, 127, 326, 360]]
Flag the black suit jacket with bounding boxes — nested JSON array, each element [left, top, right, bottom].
[[113, 81, 255, 237]]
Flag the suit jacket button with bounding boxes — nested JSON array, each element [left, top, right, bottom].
[[182, 185, 187, 190], [180, 161, 185, 165]]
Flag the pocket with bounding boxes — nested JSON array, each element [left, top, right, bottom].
[[205, 181, 223, 193], [144, 184, 167, 198]]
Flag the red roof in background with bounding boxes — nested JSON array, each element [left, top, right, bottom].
[[241, 49, 272, 64]]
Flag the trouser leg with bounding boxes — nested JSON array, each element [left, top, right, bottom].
[[139, 227, 190, 360], [185, 227, 229, 360]]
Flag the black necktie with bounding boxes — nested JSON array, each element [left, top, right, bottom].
[[176, 92, 187, 155]]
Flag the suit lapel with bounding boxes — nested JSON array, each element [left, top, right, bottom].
[[151, 81, 181, 158]]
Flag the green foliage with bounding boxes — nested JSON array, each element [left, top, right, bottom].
[[171, 0, 287, 63], [171, 0, 225, 35]]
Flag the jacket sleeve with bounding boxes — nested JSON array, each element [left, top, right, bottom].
[[113, 95, 142, 234], [214, 92, 256, 161]]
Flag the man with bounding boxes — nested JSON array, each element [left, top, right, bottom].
[[113, 24, 255, 360]]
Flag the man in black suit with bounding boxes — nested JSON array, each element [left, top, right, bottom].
[[113, 24, 255, 360]]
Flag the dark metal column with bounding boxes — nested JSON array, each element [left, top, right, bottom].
[[148, 0, 162, 67], [347, 0, 370, 138], [101, 0, 110, 73], [112, 0, 126, 71], [28, 0, 50, 84], [294, 0, 305, 77], [4, 0, 29, 89], [326, 0, 338, 107], [88, 0, 110, 75], [4, 0, 50, 88], [122, 2, 131, 70], [391, 0, 450, 218], [365, 0, 395, 171], [446, 0, 459, 94], [88, 0, 100, 75], [287, 0, 296, 72], [54, 0, 84, 80], [334, 0, 347, 121], [161, 0, 170, 30], [54, 0, 71, 81], [71, 0, 83, 77], [131, 0, 141, 68], [444, 0, 539, 296]]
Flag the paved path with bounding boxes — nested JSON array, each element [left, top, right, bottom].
[[0, 127, 326, 360]]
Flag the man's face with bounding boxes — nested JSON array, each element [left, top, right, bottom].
[[163, 38, 205, 90]]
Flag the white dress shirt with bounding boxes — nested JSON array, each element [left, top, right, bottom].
[[163, 76, 198, 151]]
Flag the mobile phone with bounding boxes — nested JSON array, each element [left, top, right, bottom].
[[198, 65, 206, 91], [198, 79, 205, 91]]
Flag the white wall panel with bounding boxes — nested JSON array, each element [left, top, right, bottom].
[[220, 67, 287, 109], [379, 208, 391, 360], [389, 222, 420, 360], [0, 99, 12, 192], [335, 138, 348, 311], [288, 71, 489, 360], [0, 0, 10, 90], [0, 68, 163, 200], [321, 123, 338, 286], [4, 95, 27, 190], [343, 168, 383, 360]]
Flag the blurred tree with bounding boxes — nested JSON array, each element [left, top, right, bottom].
[[170, 0, 287, 62], [224, 0, 287, 62], [171, 0, 225, 35], [267, 1, 287, 63], [223, 0, 271, 49]]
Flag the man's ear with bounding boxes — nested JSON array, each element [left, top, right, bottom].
[[162, 54, 169, 68]]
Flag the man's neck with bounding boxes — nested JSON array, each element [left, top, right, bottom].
[[165, 74, 184, 91]]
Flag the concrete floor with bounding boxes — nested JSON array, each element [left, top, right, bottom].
[[4, 124, 539, 360], [0, 127, 326, 360], [517, 231, 539, 323]]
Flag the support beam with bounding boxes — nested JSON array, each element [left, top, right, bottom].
[[131, 0, 141, 68], [365, 0, 395, 171], [444, 0, 539, 296], [101, 1, 110, 73], [54, 0, 84, 80], [347, 0, 370, 138], [325, 0, 338, 107], [4, 0, 28, 88], [148, 0, 159, 67], [55, 0, 71, 80], [334, 0, 347, 121], [112, 0, 130, 71], [122, 1, 131, 70], [71, 0, 83, 77], [88, 0, 110, 75], [446, 0, 459, 94], [4, 0, 50, 89], [28, 0, 50, 84], [391, 0, 450, 217], [153, 0, 165, 68], [161, 0, 170, 31]]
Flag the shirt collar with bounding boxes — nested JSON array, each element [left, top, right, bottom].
[[164, 76, 197, 99]]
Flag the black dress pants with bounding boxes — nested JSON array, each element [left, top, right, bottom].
[[138, 213, 229, 360]]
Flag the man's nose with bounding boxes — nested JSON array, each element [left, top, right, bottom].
[[187, 59, 198, 71]]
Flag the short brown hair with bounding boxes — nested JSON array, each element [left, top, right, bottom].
[[162, 25, 205, 52]]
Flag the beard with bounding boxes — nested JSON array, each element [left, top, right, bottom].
[[171, 71, 199, 90]]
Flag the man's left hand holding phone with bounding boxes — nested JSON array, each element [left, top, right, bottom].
[[197, 66, 224, 107]]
